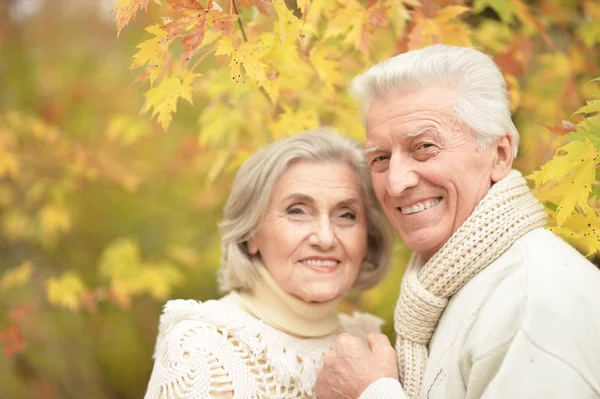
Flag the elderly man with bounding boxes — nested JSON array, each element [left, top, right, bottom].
[[315, 44, 600, 398]]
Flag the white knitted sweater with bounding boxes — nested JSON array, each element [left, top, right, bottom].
[[145, 271, 383, 399]]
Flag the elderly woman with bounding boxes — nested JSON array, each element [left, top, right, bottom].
[[144, 130, 393, 399]]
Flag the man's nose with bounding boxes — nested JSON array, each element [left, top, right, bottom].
[[386, 154, 419, 197], [309, 216, 335, 250]]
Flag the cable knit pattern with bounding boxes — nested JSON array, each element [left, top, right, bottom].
[[145, 296, 384, 399], [394, 170, 548, 398]]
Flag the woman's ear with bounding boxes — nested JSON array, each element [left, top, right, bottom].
[[247, 237, 258, 255], [490, 134, 515, 183]]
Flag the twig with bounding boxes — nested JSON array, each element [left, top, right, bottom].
[[231, 0, 248, 42]]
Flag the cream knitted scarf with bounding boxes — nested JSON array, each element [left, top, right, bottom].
[[394, 170, 548, 397]]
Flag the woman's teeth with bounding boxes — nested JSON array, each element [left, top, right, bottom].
[[401, 197, 441, 215], [301, 259, 339, 267]]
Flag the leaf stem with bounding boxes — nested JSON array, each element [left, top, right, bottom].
[[231, 0, 248, 42]]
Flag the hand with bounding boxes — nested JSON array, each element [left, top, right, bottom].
[[314, 332, 399, 399]]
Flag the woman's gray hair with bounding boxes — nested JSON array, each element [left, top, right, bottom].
[[218, 129, 393, 294], [351, 44, 520, 157]]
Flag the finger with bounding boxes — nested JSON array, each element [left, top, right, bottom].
[[334, 332, 364, 352], [367, 333, 395, 357]]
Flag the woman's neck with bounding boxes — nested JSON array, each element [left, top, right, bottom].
[[233, 264, 341, 338]]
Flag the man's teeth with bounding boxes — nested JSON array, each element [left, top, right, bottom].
[[401, 198, 441, 215], [302, 259, 339, 267]]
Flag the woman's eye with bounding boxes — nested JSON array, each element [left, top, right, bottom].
[[340, 211, 356, 220], [287, 207, 304, 215]]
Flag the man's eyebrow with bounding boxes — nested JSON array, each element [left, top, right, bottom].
[[406, 127, 437, 139], [365, 145, 383, 153]]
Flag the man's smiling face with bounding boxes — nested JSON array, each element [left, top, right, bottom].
[[365, 87, 502, 260]]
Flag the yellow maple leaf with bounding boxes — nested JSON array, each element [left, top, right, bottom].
[[46, 272, 87, 311], [130, 24, 170, 86], [552, 211, 600, 256], [533, 138, 599, 225], [139, 263, 184, 299], [309, 45, 342, 92], [106, 114, 152, 146], [272, 0, 304, 39], [269, 105, 319, 139], [0, 261, 33, 291], [113, 0, 150, 36], [297, 0, 311, 20], [38, 203, 71, 236], [215, 37, 278, 102], [142, 69, 199, 130], [0, 144, 19, 180]]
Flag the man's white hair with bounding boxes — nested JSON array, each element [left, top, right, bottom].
[[351, 44, 519, 156]]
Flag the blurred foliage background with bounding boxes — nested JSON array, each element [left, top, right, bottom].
[[0, 0, 599, 398]]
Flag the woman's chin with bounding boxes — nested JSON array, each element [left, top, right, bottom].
[[298, 289, 340, 303]]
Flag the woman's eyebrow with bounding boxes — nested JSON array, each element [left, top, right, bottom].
[[337, 197, 362, 207], [282, 193, 315, 204]]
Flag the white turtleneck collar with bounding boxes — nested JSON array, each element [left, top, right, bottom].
[[231, 263, 341, 338]]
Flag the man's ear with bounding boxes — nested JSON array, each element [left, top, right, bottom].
[[490, 134, 514, 183], [247, 236, 259, 255]]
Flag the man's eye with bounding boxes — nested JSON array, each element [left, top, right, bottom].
[[371, 155, 390, 165], [419, 143, 435, 150]]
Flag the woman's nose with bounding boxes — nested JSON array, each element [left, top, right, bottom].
[[308, 216, 335, 250]]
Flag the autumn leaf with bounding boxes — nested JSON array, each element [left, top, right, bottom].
[[113, 0, 149, 36], [0, 136, 19, 179], [309, 45, 342, 91], [130, 24, 170, 85], [533, 138, 599, 225], [106, 114, 153, 145], [577, 1, 600, 48], [140, 262, 184, 299], [38, 203, 71, 236], [46, 272, 88, 311], [235, 0, 271, 15], [142, 69, 199, 130], [0, 325, 27, 358], [551, 211, 600, 256], [268, 104, 319, 139], [164, 0, 238, 62], [408, 6, 472, 50], [215, 37, 278, 101], [0, 261, 33, 291]]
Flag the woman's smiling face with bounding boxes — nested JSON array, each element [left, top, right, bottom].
[[247, 160, 368, 303]]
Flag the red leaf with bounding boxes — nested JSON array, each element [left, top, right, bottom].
[[493, 38, 532, 76], [211, 14, 238, 37], [0, 324, 27, 358], [182, 19, 208, 60], [161, 16, 194, 43], [9, 304, 33, 323]]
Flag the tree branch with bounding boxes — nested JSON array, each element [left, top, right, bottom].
[[231, 0, 248, 42]]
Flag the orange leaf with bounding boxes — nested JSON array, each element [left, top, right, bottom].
[[113, 0, 149, 36], [167, 0, 204, 13], [493, 37, 532, 76], [235, 0, 271, 15]]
